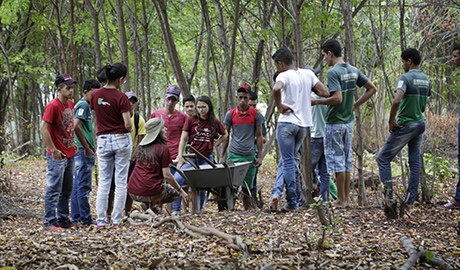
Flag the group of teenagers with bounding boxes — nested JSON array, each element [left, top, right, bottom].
[[40, 39, 460, 231]]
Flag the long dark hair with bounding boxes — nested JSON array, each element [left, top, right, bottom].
[[134, 131, 167, 166], [195, 95, 218, 134]]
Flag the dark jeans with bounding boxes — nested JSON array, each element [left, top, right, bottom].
[[311, 137, 330, 202], [455, 119, 460, 203], [71, 148, 95, 224], [377, 121, 425, 204], [44, 154, 74, 227]]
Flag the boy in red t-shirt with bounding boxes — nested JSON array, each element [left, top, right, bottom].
[[150, 86, 188, 162], [40, 74, 78, 231]]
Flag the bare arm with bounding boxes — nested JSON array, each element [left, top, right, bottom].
[[312, 90, 342, 106], [176, 130, 189, 168], [273, 81, 292, 114], [163, 167, 189, 206], [40, 120, 64, 160], [388, 89, 404, 133], [353, 80, 377, 110], [220, 124, 231, 161], [312, 81, 329, 98], [74, 118, 93, 157], [122, 111, 132, 132], [254, 124, 263, 167], [214, 130, 228, 148]]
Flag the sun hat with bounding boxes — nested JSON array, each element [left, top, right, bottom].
[[139, 117, 164, 146]]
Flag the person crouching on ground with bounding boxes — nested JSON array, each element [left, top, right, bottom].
[[128, 118, 189, 210]]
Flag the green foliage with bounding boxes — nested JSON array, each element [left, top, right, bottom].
[[0, 0, 29, 25], [424, 153, 454, 181], [424, 250, 435, 262]]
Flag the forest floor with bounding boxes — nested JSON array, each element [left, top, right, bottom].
[[0, 157, 460, 270]]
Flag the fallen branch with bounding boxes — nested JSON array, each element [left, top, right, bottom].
[[400, 236, 453, 270], [8, 154, 28, 163], [128, 210, 247, 254]]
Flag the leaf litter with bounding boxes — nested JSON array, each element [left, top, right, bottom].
[[0, 159, 459, 269]]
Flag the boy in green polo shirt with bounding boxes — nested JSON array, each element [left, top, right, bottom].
[[377, 48, 431, 206]]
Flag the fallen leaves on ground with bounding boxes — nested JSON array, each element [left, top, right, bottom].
[[0, 159, 459, 269]]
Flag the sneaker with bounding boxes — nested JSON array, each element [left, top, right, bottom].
[[44, 224, 65, 232], [440, 201, 460, 209], [58, 218, 74, 229]]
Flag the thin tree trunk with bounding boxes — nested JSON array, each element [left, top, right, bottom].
[[398, 0, 406, 52], [100, 0, 113, 63], [251, 40, 265, 91], [186, 19, 204, 88], [69, 0, 78, 99], [85, 0, 102, 69], [0, 32, 19, 148], [341, 0, 367, 206], [223, 0, 241, 112], [126, 2, 141, 99], [153, 0, 190, 95], [141, 0, 151, 117], [115, 0, 130, 90], [200, 0, 212, 97]]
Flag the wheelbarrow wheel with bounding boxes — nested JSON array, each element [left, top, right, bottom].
[[217, 186, 234, 211]]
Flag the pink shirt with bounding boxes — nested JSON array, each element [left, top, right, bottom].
[[150, 109, 187, 159]]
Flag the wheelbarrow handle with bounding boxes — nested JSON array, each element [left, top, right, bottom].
[[188, 145, 217, 168], [169, 164, 193, 187]]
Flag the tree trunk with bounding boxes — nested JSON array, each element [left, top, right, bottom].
[[398, 0, 406, 52], [115, 0, 130, 91], [251, 40, 265, 92], [85, 0, 102, 69], [341, 0, 367, 206], [100, 0, 113, 63], [223, 0, 241, 112], [141, 0, 151, 117], [290, 0, 304, 67], [126, 2, 141, 100], [153, 0, 190, 95], [200, 0, 212, 97]]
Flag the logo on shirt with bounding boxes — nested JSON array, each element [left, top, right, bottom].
[[397, 80, 404, 89], [341, 73, 358, 82], [413, 79, 429, 87], [98, 98, 111, 106]]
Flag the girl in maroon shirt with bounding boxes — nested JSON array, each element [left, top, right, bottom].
[[128, 118, 188, 208], [173, 96, 228, 213]]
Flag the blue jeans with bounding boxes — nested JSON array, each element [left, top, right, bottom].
[[71, 148, 95, 224], [456, 117, 460, 203], [377, 121, 425, 204], [172, 155, 214, 212], [273, 122, 307, 209], [44, 154, 74, 227], [311, 137, 330, 202], [95, 133, 132, 226]]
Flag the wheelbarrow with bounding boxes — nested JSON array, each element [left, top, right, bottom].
[[172, 146, 252, 212]]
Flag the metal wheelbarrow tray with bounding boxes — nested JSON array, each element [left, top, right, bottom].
[[180, 161, 252, 189]]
